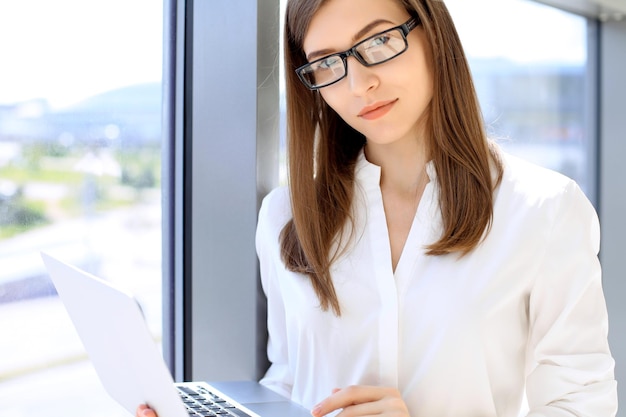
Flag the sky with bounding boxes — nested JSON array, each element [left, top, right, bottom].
[[0, 0, 584, 109], [0, 0, 163, 109]]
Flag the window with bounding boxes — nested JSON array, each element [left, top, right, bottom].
[[0, 0, 601, 414], [446, 0, 596, 199], [0, 1, 163, 416]]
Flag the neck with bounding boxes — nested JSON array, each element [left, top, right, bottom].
[[364, 138, 429, 195]]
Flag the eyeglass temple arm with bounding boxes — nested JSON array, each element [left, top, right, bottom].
[[405, 16, 421, 33]]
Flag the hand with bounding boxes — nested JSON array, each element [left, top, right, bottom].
[[136, 404, 158, 417], [311, 385, 410, 417]]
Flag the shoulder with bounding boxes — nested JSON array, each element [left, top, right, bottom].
[[485, 151, 600, 270], [259, 186, 291, 222], [496, 151, 590, 211], [494, 151, 598, 239], [257, 186, 292, 243], [500, 152, 572, 198]]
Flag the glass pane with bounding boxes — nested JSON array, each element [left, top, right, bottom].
[[0, 1, 163, 416], [446, 0, 594, 196]]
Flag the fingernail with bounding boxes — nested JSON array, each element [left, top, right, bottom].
[[311, 404, 321, 417]]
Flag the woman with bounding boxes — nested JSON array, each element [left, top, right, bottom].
[[139, 0, 617, 416]]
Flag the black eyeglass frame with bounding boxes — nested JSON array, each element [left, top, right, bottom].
[[296, 16, 421, 90]]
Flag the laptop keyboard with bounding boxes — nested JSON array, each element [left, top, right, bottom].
[[177, 384, 252, 417]]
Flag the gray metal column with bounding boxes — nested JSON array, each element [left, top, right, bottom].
[[599, 17, 626, 416], [189, 0, 279, 381]]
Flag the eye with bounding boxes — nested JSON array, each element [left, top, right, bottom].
[[367, 34, 391, 48], [316, 55, 342, 70]]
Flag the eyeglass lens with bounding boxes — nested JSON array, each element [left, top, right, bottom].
[[299, 27, 408, 89]]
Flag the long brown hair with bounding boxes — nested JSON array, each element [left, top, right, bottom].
[[280, 0, 503, 315]]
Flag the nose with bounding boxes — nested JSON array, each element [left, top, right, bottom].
[[345, 56, 378, 95]]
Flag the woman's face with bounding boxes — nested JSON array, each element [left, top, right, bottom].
[[302, 0, 434, 148]]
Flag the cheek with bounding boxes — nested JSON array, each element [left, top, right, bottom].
[[319, 90, 340, 112], [319, 89, 352, 120]]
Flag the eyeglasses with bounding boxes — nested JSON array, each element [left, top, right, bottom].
[[296, 17, 420, 90]]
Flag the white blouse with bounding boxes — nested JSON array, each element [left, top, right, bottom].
[[255, 151, 617, 417]]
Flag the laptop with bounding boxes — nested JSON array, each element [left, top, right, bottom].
[[40, 252, 311, 417]]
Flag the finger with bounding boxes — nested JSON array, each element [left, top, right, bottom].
[[136, 404, 157, 417], [335, 401, 382, 417], [338, 390, 409, 417], [312, 386, 382, 417]]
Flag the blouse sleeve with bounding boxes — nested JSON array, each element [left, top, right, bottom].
[[525, 180, 617, 416], [255, 188, 294, 399]]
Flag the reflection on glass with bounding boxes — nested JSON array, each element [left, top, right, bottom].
[[446, 0, 593, 195], [0, 1, 163, 416]]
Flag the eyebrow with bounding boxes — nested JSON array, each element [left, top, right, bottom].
[[305, 19, 396, 61]]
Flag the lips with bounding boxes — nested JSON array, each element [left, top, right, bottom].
[[357, 99, 397, 120]]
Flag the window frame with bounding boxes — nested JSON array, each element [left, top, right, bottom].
[[162, 0, 279, 382]]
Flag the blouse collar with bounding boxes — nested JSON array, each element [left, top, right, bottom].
[[354, 149, 437, 185]]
